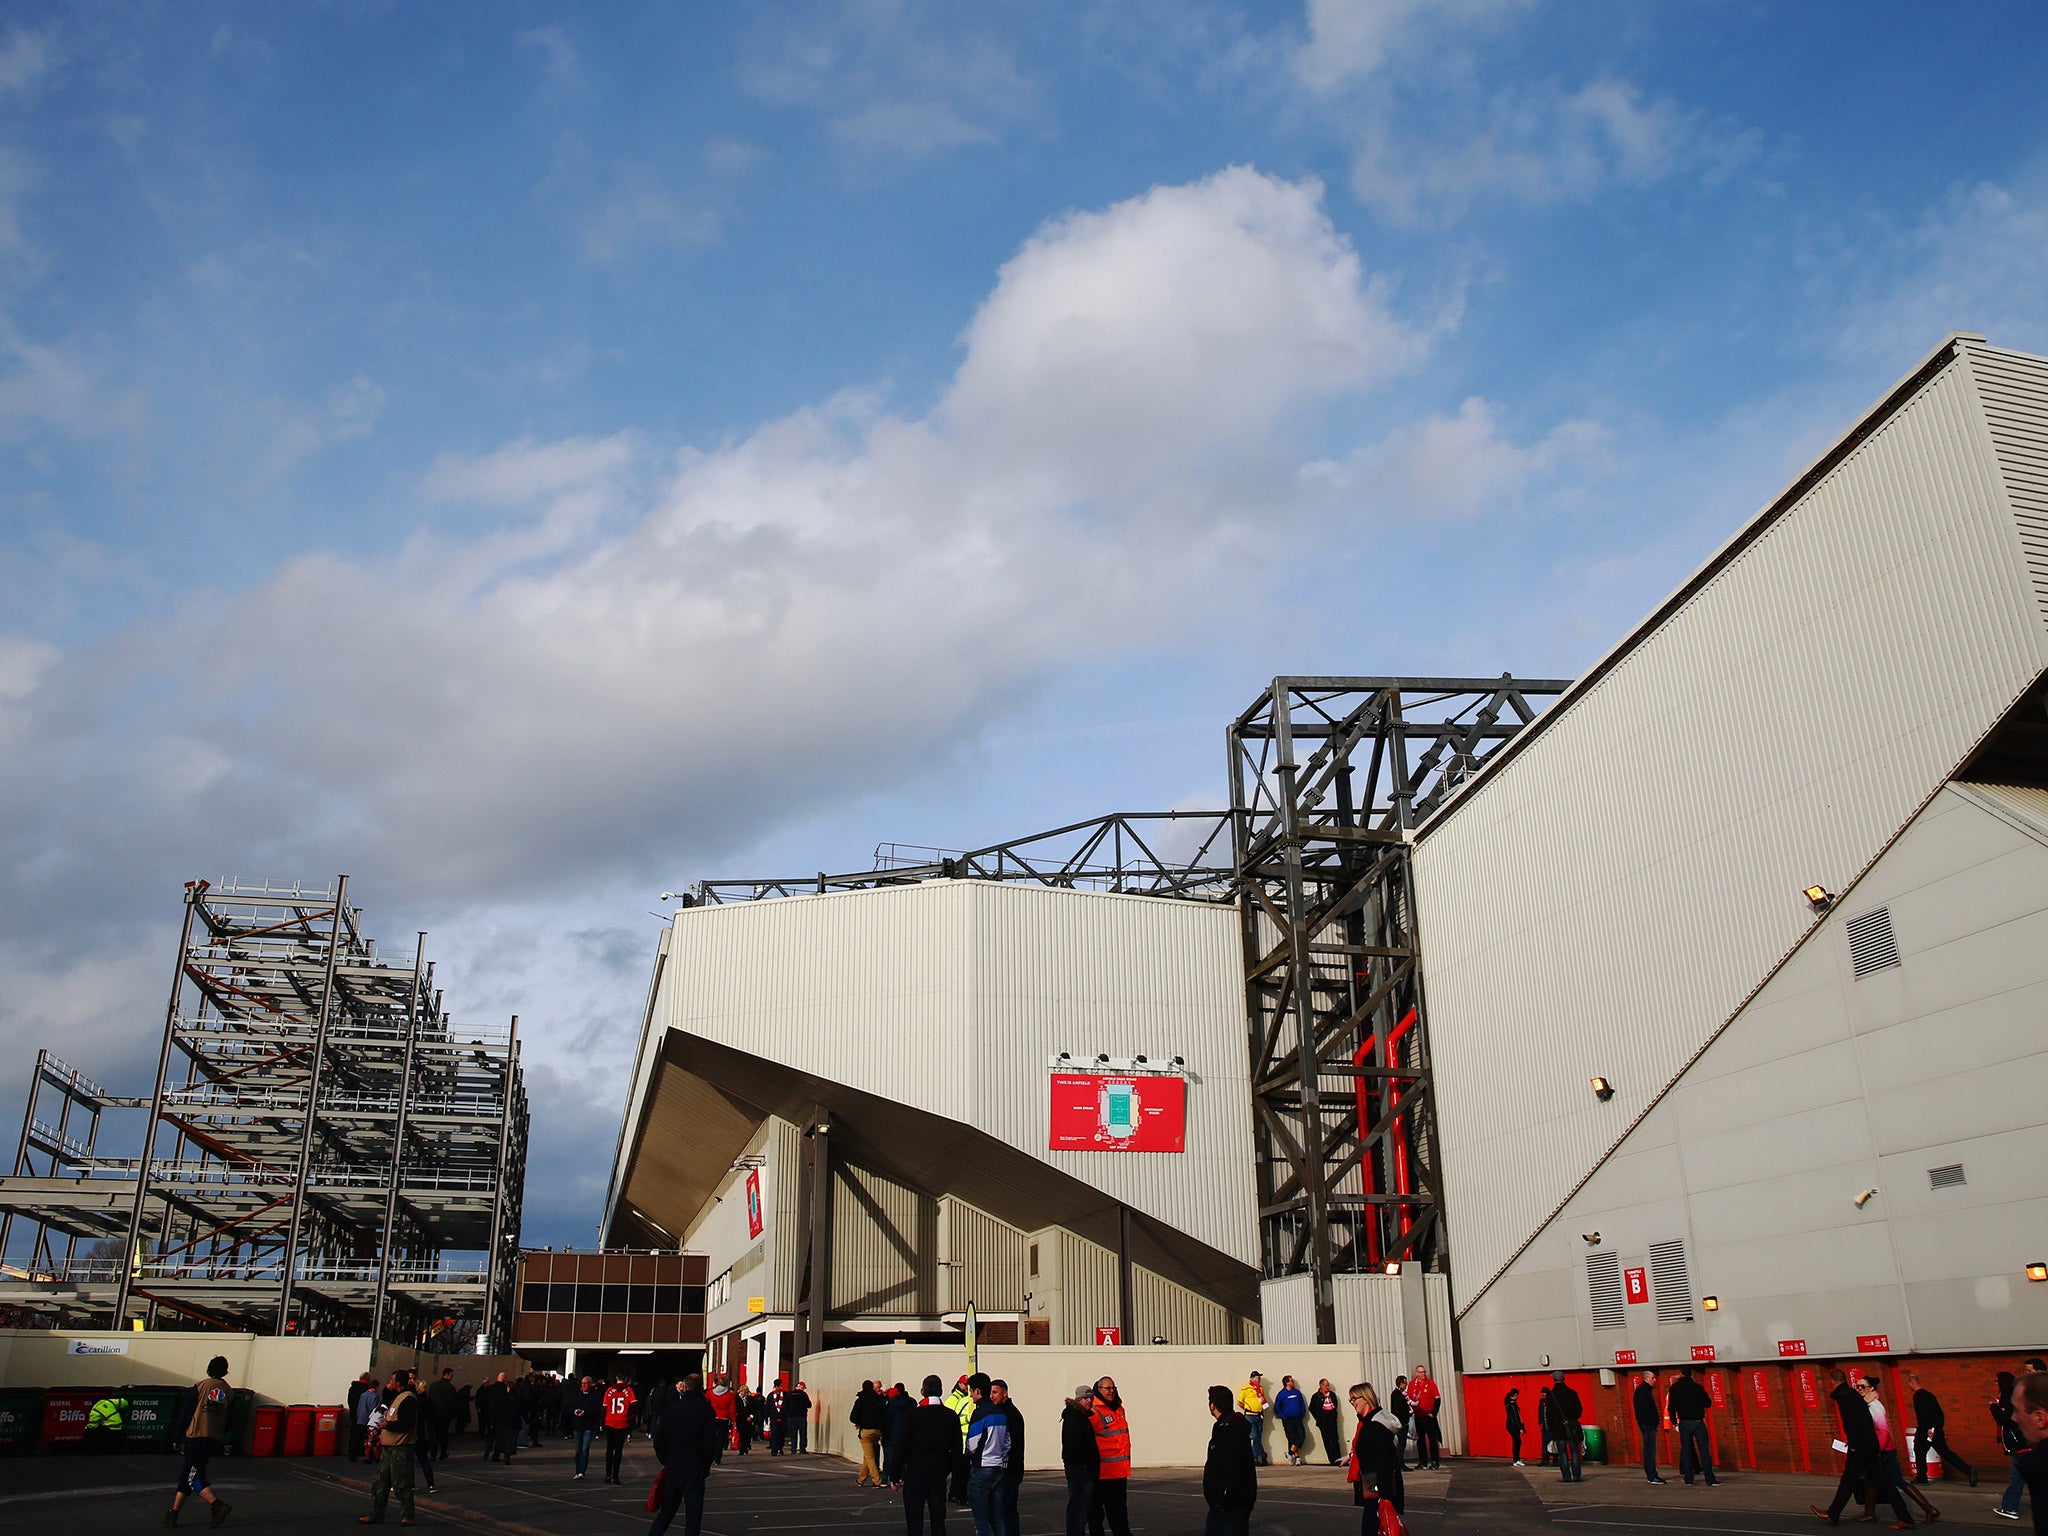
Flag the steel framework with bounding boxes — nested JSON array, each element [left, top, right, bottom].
[[0, 877, 529, 1342], [1228, 676, 1569, 1343], [689, 811, 1237, 905]]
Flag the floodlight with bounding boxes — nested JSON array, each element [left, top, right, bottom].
[[1702, 1295, 1720, 1311], [1804, 886, 1834, 912], [1591, 1076, 1615, 1101], [1383, 1261, 1402, 1276], [2027, 1262, 2047, 1283], [1854, 1188, 1877, 1208]]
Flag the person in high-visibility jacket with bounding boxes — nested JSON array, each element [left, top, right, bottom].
[[940, 1375, 975, 1508], [1089, 1377, 1133, 1536], [86, 1394, 128, 1453], [1236, 1372, 1270, 1466]]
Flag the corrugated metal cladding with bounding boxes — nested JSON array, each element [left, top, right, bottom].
[[939, 1196, 1026, 1312], [1413, 337, 2048, 1315], [834, 1164, 939, 1316], [1970, 344, 2048, 621], [1040, 1226, 1253, 1346], [659, 880, 1257, 1265]]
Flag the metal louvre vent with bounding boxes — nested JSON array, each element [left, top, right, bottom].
[[1649, 1239, 1694, 1324], [1846, 907, 1900, 976], [1928, 1163, 1967, 1190], [1587, 1251, 1625, 1329]]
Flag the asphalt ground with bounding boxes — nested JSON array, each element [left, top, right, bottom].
[[0, 1439, 2024, 1536]]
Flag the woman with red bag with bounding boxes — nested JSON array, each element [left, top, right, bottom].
[[1347, 1384, 1405, 1536]]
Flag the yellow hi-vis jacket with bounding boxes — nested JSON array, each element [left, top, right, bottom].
[[88, 1397, 128, 1430]]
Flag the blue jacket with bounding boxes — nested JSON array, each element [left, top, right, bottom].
[[966, 1401, 1012, 1469], [1274, 1387, 1307, 1420]]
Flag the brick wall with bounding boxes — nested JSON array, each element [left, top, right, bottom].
[[1461, 1351, 2033, 1476]]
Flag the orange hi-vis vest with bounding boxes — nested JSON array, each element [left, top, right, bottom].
[[1090, 1400, 1131, 1480]]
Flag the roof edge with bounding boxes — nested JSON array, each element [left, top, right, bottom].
[[1417, 331, 1986, 839]]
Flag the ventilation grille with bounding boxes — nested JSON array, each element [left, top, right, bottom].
[[1586, 1251, 1625, 1329], [1927, 1163, 1967, 1190], [1649, 1239, 1695, 1324], [1847, 907, 1900, 976]]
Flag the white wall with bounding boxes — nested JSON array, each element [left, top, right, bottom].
[[0, 1330, 373, 1406], [1414, 336, 2048, 1314], [1457, 784, 2048, 1370], [650, 881, 1256, 1267]]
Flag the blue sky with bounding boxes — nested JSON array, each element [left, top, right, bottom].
[[3, 1, 2047, 1247]]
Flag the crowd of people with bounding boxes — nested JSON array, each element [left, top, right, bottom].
[[1492, 1354, 2048, 1534]]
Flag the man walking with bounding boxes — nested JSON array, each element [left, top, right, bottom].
[[1550, 1371, 1584, 1483], [992, 1380, 1025, 1536], [1390, 1376, 1413, 1468], [648, 1373, 724, 1536], [1236, 1371, 1269, 1466], [564, 1373, 599, 1479], [964, 1375, 1011, 1536], [1202, 1385, 1258, 1536], [1633, 1370, 1667, 1483], [1814, 1367, 1912, 1528], [854, 1381, 889, 1487], [767, 1382, 788, 1455], [346, 1373, 374, 1463], [1905, 1373, 1974, 1486], [165, 1354, 234, 1529], [1668, 1366, 1717, 1486], [603, 1375, 638, 1485], [1088, 1377, 1133, 1536], [359, 1370, 418, 1526], [895, 1374, 962, 1536]]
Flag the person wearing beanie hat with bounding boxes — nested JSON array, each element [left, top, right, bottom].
[[894, 1375, 961, 1535]]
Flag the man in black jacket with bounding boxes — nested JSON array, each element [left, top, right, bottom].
[[1632, 1371, 1666, 1483], [992, 1380, 1025, 1536], [1202, 1385, 1257, 1536], [648, 1374, 724, 1536], [1903, 1373, 1974, 1486], [1815, 1368, 1912, 1527], [894, 1374, 961, 1536], [1667, 1367, 1718, 1486], [1550, 1373, 1585, 1483]]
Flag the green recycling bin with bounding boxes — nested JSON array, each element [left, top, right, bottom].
[[1581, 1425, 1608, 1463], [221, 1387, 257, 1455], [0, 1388, 40, 1454], [122, 1386, 188, 1453]]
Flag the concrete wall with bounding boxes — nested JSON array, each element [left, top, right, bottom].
[[0, 1330, 371, 1406], [1261, 1272, 1466, 1452], [1414, 335, 2048, 1313], [795, 1342, 1369, 1470], [1459, 783, 2048, 1372]]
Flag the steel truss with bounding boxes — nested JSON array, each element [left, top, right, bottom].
[[690, 811, 1236, 905], [1229, 676, 1569, 1343], [0, 877, 529, 1343]]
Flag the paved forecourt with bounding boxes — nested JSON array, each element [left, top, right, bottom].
[[0, 1440, 2021, 1535]]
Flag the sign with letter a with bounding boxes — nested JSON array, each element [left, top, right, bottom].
[[1096, 1326, 1121, 1347]]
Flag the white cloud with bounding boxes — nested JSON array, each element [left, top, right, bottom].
[[1349, 78, 1720, 226], [1304, 395, 1605, 516], [1294, 0, 1519, 94], [581, 179, 719, 264], [0, 29, 52, 98]]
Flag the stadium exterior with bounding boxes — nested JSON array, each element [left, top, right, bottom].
[[607, 332, 2048, 1473]]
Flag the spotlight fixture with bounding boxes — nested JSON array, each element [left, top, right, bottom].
[[1702, 1295, 1720, 1312], [1134, 1054, 1148, 1066], [2027, 1262, 2047, 1283], [1383, 1261, 1403, 1276], [1170, 1055, 1185, 1069], [1056, 1051, 1072, 1064], [1581, 1232, 1602, 1246], [1095, 1053, 1110, 1066], [1804, 885, 1835, 912], [1590, 1076, 1615, 1101], [1541, 1354, 1552, 1367], [1854, 1188, 1877, 1208]]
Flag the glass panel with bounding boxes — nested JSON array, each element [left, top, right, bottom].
[[602, 1283, 629, 1313], [628, 1284, 655, 1313], [679, 1284, 706, 1314], [652, 1285, 680, 1314], [575, 1283, 604, 1313], [520, 1283, 549, 1313]]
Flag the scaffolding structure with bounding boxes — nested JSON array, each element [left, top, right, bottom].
[[0, 877, 528, 1342], [1228, 676, 1569, 1343]]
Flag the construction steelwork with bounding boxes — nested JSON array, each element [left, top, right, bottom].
[[1228, 677, 1569, 1343], [0, 876, 528, 1342]]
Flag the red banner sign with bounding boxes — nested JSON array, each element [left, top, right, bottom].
[[1708, 1372, 1727, 1407], [1624, 1267, 1649, 1304], [1797, 1368, 1820, 1408], [745, 1168, 763, 1239], [1691, 1344, 1717, 1362], [1777, 1339, 1808, 1357], [1049, 1073, 1186, 1153], [1855, 1334, 1891, 1354], [1749, 1370, 1770, 1409], [1096, 1326, 1121, 1346], [1614, 1349, 1638, 1366]]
